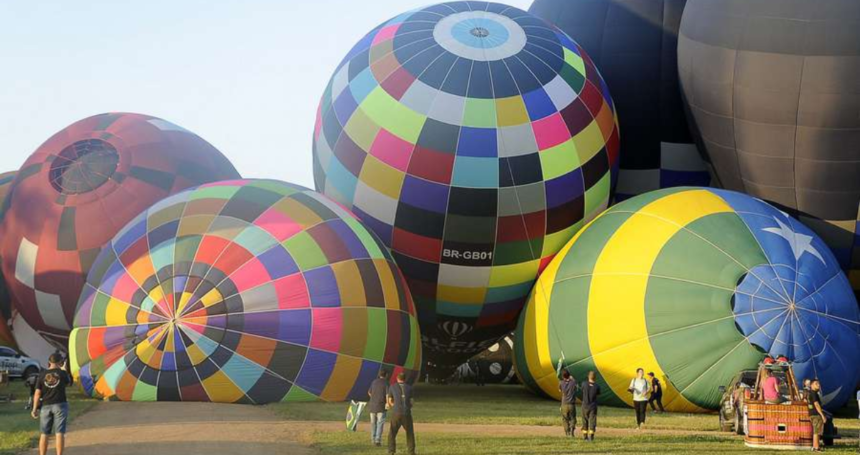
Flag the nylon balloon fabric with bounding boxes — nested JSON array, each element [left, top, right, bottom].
[[515, 187, 860, 411], [0, 113, 240, 346], [0, 171, 16, 348], [70, 180, 422, 404], [529, 0, 712, 201], [678, 0, 860, 295], [313, 1, 619, 368]]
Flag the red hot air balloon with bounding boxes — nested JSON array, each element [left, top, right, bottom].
[[0, 113, 240, 347]]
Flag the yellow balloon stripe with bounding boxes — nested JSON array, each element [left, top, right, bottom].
[[523, 211, 610, 398], [588, 190, 732, 412]]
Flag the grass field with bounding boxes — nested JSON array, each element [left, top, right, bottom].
[[272, 384, 860, 454], [0, 379, 97, 455]]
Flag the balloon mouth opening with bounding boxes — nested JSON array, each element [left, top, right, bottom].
[[470, 27, 490, 38], [49, 139, 119, 194]]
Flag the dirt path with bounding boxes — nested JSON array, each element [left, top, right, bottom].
[[25, 401, 314, 455]]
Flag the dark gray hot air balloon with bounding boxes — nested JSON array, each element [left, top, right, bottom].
[[530, 0, 712, 200], [678, 0, 860, 294]]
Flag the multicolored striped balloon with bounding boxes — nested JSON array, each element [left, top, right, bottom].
[[0, 113, 240, 346], [70, 180, 422, 403], [516, 187, 860, 411], [313, 1, 619, 367]]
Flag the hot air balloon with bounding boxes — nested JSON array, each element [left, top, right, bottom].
[[0, 113, 240, 346], [515, 187, 860, 411], [70, 180, 422, 403], [0, 171, 16, 348], [677, 0, 860, 295], [313, 1, 620, 369], [530, 0, 711, 201]]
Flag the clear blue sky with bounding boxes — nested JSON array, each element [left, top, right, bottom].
[[0, 0, 531, 188]]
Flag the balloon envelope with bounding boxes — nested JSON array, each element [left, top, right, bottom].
[[530, 0, 711, 201], [0, 171, 16, 348], [0, 113, 240, 346], [313, 1, 619, 368], [516, 187, 860, 411], [70, 180, 422, 403], [678, 0, 860, 294]]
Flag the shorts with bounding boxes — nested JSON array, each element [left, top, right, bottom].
[[810, 415, 824, 435], [40, 403, 69, 435]]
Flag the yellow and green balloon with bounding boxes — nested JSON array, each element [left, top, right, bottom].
[[515, 187, 860, 411]]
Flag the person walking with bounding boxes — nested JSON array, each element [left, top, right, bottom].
[[475, 360, 485, 387], [387, 373, 416, 455], [367, 370, 389, 447], [25, 371, 39, 411], [30, 353, 73, 455], [580, 371, 601, 441], [558, 370, 577, 437], [807, 379, 827, 452], [647, 372, 664, 413], [629, 368, 650, 429]]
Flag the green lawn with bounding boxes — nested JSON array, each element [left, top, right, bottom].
[[271, 384, 726, 431], [0, 380, 97, 455], [307, 431, 860, 455], [271, 384, 860, 454]]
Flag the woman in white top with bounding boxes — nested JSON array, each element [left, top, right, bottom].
[[629, 368, 650, 429]]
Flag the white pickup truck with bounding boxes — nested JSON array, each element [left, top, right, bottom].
[[0, 346, 41, 379]]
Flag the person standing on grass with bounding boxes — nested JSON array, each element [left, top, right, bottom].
[[807, 379, 827, 452], [387, 373, 416, 455], [30, 353, 73, 455], [368, 370, 389, 447], [581, 370, 600, 442], [647, 372, 664, 413], [629, 368, 649, 429], [856, 387, 860, 419], [558, 370, 577, 437]]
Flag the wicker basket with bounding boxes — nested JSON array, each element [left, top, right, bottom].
[[745, 400, 813, 449]]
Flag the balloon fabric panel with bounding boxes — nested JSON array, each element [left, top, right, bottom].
[[313, 1, 620, 368], [515, 187, 860, 411], [0, 113, 241, 346], [70, 180, 422, 404]]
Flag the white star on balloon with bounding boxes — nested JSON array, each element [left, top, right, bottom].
[[762, 218, 825, 265]]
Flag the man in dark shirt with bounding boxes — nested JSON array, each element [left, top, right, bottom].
[[580, 370, 601, 441], [387, 372, 415, 455], [807, 379, 827, 452], [558, 370, 577, 437], [31, 353, 73, 455], [647, 372, 664, 413], [367, 370, 389, 446]]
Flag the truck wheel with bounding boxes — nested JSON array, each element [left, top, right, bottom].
[[734, 411, 744, 435], [23, 367, 38, 380]]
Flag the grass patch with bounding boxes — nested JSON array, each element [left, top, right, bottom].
[[273, 384, 860, 454], [307, 431, 860, 454], [0, 379, 97, 455], [270, 384, 722, 431]]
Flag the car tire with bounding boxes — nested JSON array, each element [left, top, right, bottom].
[[734, 410, 744, 435], [719, 411, 732, 432], [23, 367, 38, 380]]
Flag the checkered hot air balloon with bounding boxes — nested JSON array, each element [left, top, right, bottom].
[[0, 171, 16, 348], [313, 1, 620, 368], [515, 187, 860, 411], [0, 113, 240, 347], [70, 180, 422, 403]]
